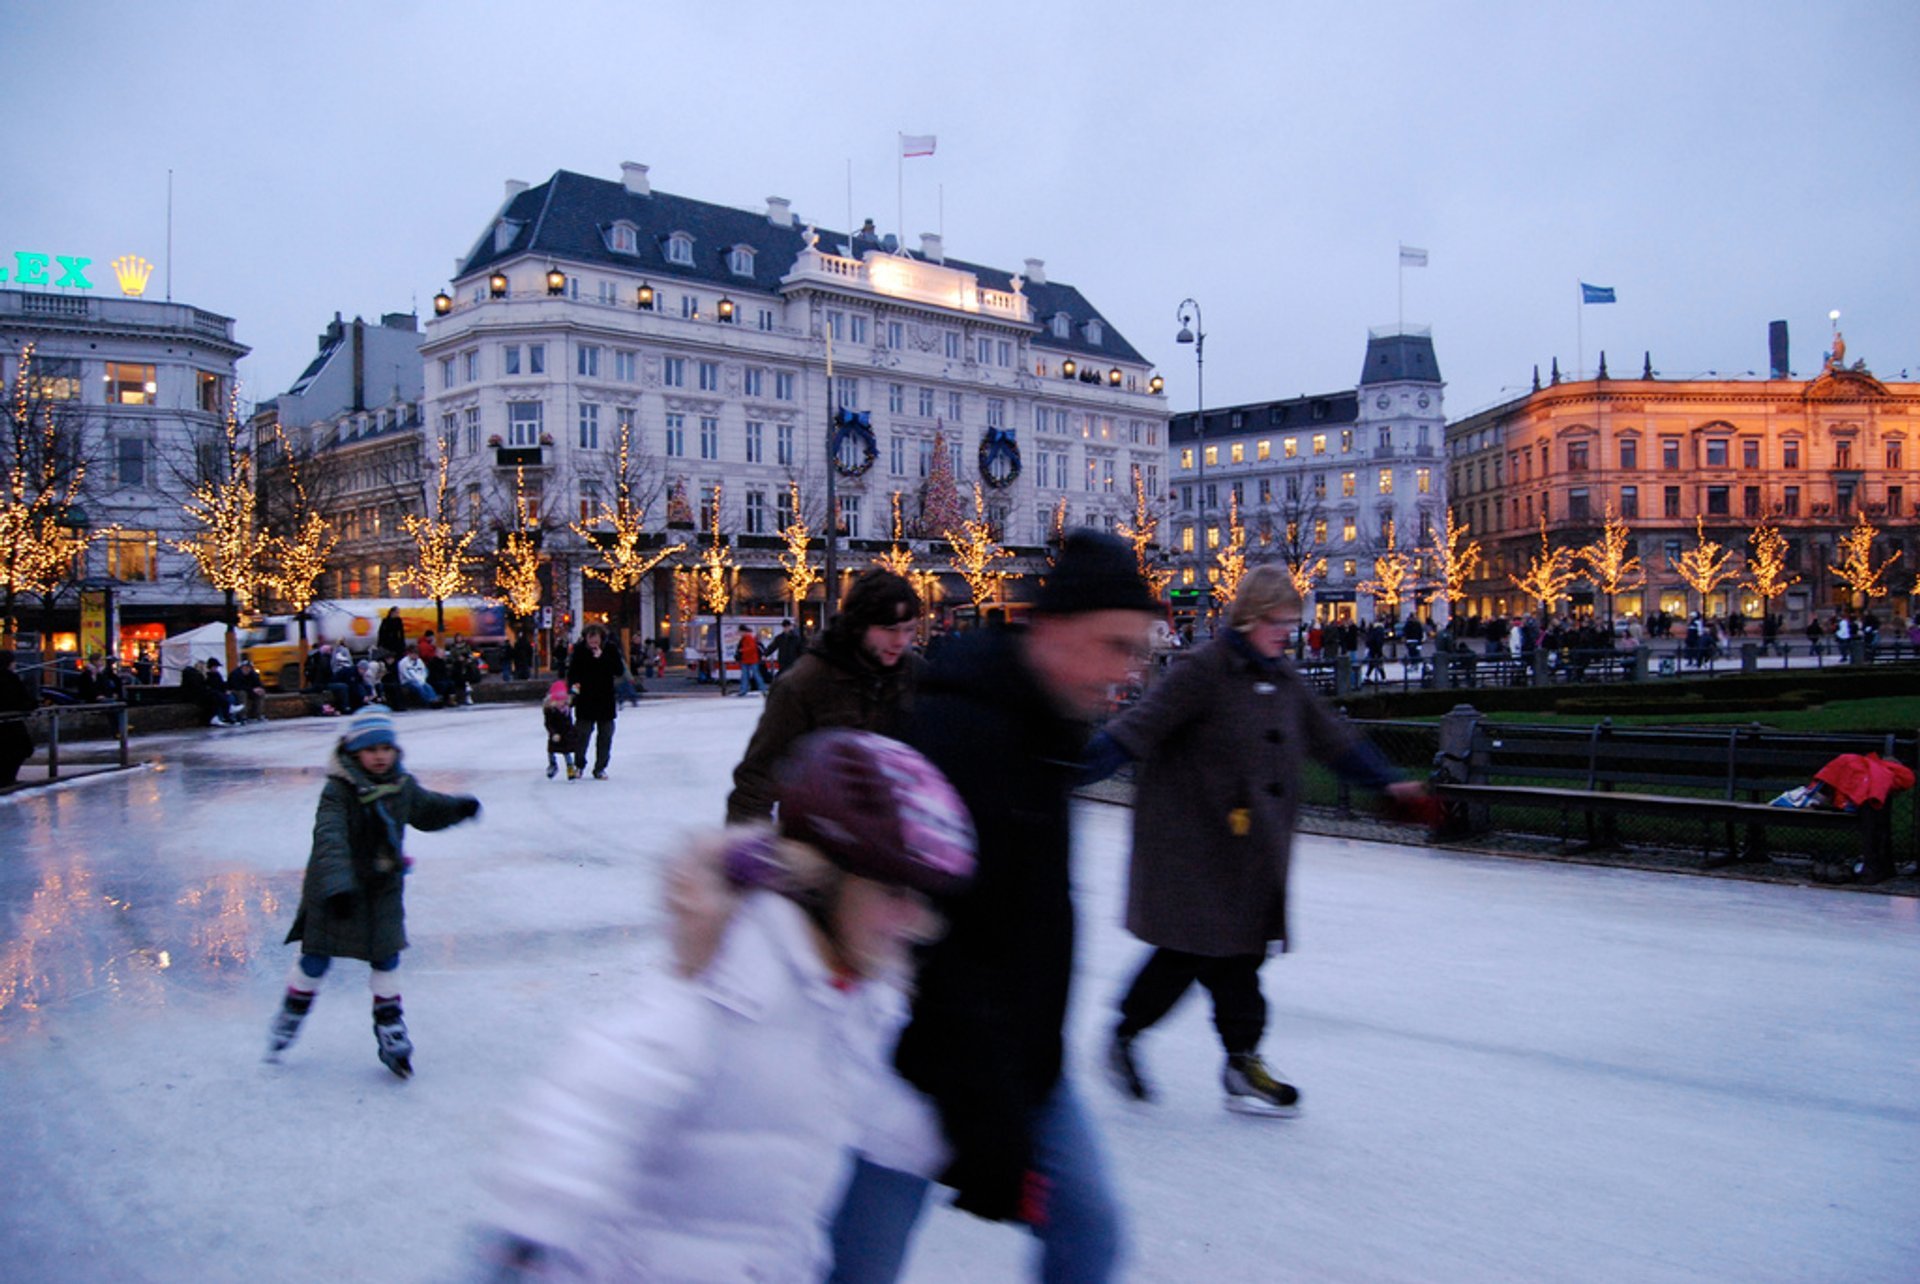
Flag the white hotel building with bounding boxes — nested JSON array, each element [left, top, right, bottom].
[[421, 162, 1168, 634]]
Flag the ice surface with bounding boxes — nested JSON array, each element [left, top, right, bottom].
[[2, 697, 1917, 1282]]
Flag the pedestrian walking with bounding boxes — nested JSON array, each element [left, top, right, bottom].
[[734, 625, 767, 696], [770, 618, 804, 684], [825, 530, 1159, 1284], [478, 730, 975, 1282], [567, 625, 626, 780], [1085, 566, 1433, 1116], [726, 570, 921, 825], [265, 706, 481, 1077]]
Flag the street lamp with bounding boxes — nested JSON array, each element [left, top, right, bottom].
[[1176, 297, 1206, 603]]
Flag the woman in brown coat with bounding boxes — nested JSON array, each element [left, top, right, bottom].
[[1086, 566, 1426, 1116]]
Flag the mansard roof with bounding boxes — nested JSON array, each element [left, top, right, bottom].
[[457, 169, 1146, 364], [1359, 331, 1442, 386], [1168, 390, 1361, 444]]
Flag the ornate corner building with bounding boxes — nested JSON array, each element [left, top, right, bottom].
[[420, 162, 1168, 636], [1445, 352, 1920, 625], [1168, 328, 1446, 621]]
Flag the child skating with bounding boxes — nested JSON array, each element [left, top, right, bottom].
[[543, 681, 577, 779], [266, 706, 481, 1077]]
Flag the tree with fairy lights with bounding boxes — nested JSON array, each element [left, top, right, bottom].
[[492, 467, 547, 627], [258, 422, 338, 675], [1575, 503, 1641, 628], [177, 392, 272, 666], [1667, 516, 1739, 618], [572, 420, 683, 649], [1742, 513, 1798, 641], [874, 491, 940, 632], [1, 343, 97, 647], [1356, 518, 1415, 621], [398, 445, 477, 633], [1509, 518, 1578, 627], [694, 485, 736, 693], [1828, 509, 1900, 608], [1209, 492, 1251, 609], [944, 482, 1016, 611], [779, 481, 821, 617], [1116, 464, 1174, 596], [1428, 507, 1482, 619], [917, 425, 962, 537]]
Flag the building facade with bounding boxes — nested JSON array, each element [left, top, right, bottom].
[[1445, 355, 1920, 626], [252, 312, 427, 602], [420, 162, 1168, 638], [0, 287, 248, 656], [1169, 328, 1446, 621]]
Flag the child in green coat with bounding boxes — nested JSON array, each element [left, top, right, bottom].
[[267, 706, 480, 1077]]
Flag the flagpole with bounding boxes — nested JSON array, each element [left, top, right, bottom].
[[825, 331, 837, 620], [896, 134, 904, 249], [1576, 281, 1584, 382], [1397, 252, 1404, 334]]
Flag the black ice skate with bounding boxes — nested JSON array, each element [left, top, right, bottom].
[[1106, 1032, 1154, 1103], [1223, 1052, 1299, 1117], [265, 989, 315, 1062], [373, 1001, 413, 1079]]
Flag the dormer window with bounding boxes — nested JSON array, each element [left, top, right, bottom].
[[666, 232, 694, 266], [729, 245, 756, 276], [493, 219, 523, 255], [606, 222, 640, 255], [1083, 319, 1103, 347], [1051, 313, 1071, 340]]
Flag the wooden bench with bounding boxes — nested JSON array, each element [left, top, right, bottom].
[[1430, 714, 1912, 882]]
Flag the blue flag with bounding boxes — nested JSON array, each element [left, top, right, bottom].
[[1581, 282, 1616, 304]]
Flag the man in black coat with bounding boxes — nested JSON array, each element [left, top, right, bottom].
[[376, 607, 405, 659], [826, 530, 1159, 1283], [566, 624, 626, 780], [769, 618, 804, 683]]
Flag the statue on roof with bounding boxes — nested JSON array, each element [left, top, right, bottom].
[[1824, 329, 1846, 371]]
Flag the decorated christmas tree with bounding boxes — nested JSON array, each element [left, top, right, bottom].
[[917, 426, 962, 539]]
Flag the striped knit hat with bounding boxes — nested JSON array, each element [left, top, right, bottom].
[[342, 706, 398, 752]]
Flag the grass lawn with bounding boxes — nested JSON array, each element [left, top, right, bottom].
[[1479, 694, 1920, 735]]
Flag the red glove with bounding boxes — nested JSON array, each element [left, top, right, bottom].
[[1017, 1169, 1052, 1228], [1383, 786, 1447, 830]]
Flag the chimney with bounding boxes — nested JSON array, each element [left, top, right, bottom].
[[919, 232, 944, 264], [1769, 320, 1790, 379], [620, 162, 650, 196], [766, 196, 793, 227], [351, 317, 366, 414], [504, 179, 529, 202], [1023, 258, 1047, 285]]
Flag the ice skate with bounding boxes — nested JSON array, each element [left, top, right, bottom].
[[547, 760, 558, 779], [1223, 1052, 1298, 1117], [566, 763, 579, 780], [1106, 1032, 1153, 1103], [265, 989, 315, 1062], [373, 1001, 413, 1079]]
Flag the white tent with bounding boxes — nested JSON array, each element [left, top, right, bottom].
[[158, 623, 232, 684]]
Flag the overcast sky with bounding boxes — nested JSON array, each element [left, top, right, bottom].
[[5, 0, 1916, 420]]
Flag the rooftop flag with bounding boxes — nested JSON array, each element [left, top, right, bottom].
[[1581, 282, 1617, 304], [1399, 245, 1428, 267], [900, 134, 936, 158]]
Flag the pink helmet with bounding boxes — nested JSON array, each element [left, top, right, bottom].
[[547, 680, 570, 701], [774, 730, 976, 896]]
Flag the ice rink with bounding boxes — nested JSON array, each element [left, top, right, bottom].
[[3, 696, 1917, 1282]]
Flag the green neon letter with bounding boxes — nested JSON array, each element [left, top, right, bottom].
[[14, 252, 50, 285], [54, 256, 93, 289]]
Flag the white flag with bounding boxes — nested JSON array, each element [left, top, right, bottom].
[[1399, 245, 1428, 268], [900, 134, 937, 158]]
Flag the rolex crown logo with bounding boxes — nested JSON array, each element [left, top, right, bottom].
[[112, 254, 155, 298]]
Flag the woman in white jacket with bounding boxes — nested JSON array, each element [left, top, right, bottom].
[[480, 731, 976, 1283]]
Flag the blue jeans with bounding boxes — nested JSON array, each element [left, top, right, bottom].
[[736, 663, 766, 695], [827, 1080, 1124, 1284]]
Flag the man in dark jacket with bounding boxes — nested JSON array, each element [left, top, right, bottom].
[[376, 607, 406, 658], [726, 573, 919, 824], [769, 618, 804, 683], [566, 624, 626, 780], [826, 531, 1158, 1283]]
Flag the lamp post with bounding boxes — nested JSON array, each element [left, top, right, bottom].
[[1176, 298, 1206, 620]]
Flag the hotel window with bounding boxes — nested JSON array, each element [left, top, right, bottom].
[[1705, 439, 1728, 468], [527, 344, 545, 374], [1743, 440, 1761, 469], [1341, 472, 1356, 497], [1180, 448, 1194, 470], [616, 407, 634, 446], [1257, 440, 1271, 461], [699, 416, 719, 460], [1834, 440, 1853, 469], [700, 488, 720, 531], [664, 413, 685, 457], [1378, 469, 1393, 495], [1259, 478, 1272, 503], [1888, 485, 1904, 515], [698, 361, 720, 392], [1313, 518, 1328, 544], [440, 356, 457, 388], [1782, 486, 1799, 516], [578, 483, 600, 523], [758, 309, 776, 332], [1619, 438, 1638, 470], [465, 350, 479, 382], [107, 529, 159, 581], [502, 345, 521, 376], [663, 357, 686, 388], [1342, 559, 1357, 577], [776, 423, 794, 466], [27, 356, 81, 400], [1663, 485, 1681, 518], [776, 372, 795, 401], [840, 495, 862, 538], [1706, 486, 1729, 515], [577, 345, 601, 378], [115, 435, 148, 487], [666, 233, 694, 265], [1743, 486, 1762, 518], [1567, 441, 1589, 472], [615, 350, 637, 382], [1312, 434, 1326, 455], [743, 367, 764, 398], [1204, 446, 1218, 467], [509, 401, 542, 446], [609, 224, 638, 254], [890, 435, 906, 476], [1661, 438, 1681, 469], [947, 391, 963, 421], [1416, 468, 1431, 494], [944, 332, 961, 359], [888, 383, 905, 414], [1341, 518, 1357, 542], [682, 294, 700, 319], [1312, 473, 1326, 499], [849, 316, 869, 344], [105, 361, 156, 405], [836, 377, 860, 410], [1569, 488, 1590, 521], [997, 340, 1012, 367], [1230, 443, 1244, 464], [578, 403, 600, 449], [463, 407, 481, 454], [198, 371, 222, 412], [1283, 437, 1298, 459], [1207, 525, 1220, 549], [730, 246, 754, 276], [977, 337, 992, 364], [745, 489, 767, 534], [1340, 430, 1353, 453], [917, 388, 936, 418], [745, 421, 764, 463], [1886, 440, 1904, 469], [887, 321, 904, 349], [1181, 527, 1194, 552], [987, 398, 1005, 429], [777, 487, 796, 529], [1620, 485, 1638, 518], [1058, 455, 1069, 488]]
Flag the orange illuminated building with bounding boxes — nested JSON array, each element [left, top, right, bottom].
[[1446, 352, 1919, 626]]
